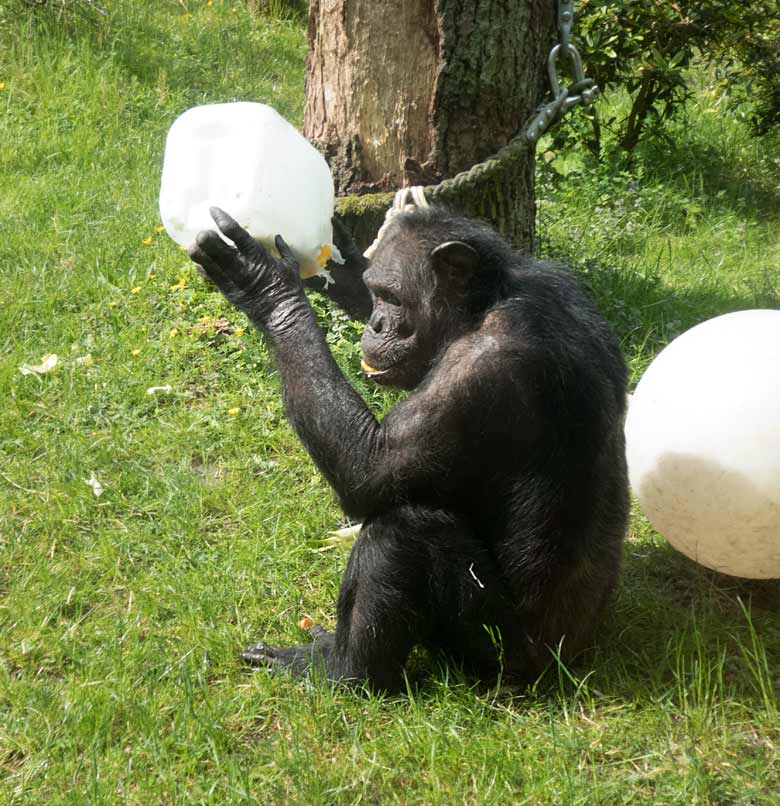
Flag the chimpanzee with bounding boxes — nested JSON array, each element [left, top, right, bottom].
[[188, 205, 629, 693]]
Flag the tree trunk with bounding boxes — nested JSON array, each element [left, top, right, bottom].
[[304, 0, 556, 252]]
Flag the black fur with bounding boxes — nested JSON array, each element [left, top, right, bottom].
[[191, 206, 629, 693]]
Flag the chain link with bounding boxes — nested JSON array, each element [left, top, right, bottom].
[[558, 0, 574, 53], [526, 0, 598, 144]]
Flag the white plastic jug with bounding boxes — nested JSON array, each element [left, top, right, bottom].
[[159, 102, 341, 278]]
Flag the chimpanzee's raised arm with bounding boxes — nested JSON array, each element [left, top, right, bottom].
[[303, 216, 372, 321]]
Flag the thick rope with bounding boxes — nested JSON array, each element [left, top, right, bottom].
[[360, 119, 533, 258], [363, 185, 432, 259], [356, 76, 595, 257]]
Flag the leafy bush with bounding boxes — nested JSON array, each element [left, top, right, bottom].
[[720, 16, 780, 135], [572, 0, 779, 153]]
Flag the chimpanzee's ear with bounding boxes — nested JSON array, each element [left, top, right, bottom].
[[430, 241, 480, 289]]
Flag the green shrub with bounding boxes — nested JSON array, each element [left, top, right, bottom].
[[571, 0, 780, 154]]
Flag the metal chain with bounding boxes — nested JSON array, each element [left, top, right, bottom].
[[526, 0, 598, 144], [559, 0, 574, 52]]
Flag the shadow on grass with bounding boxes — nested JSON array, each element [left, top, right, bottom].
[[401, 532, 780, 705], [566, 256, 780, 374], [582, 535, 780, 704]]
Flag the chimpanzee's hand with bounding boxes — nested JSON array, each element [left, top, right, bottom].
[[188, 207, 305, 330], [331, 215, 368, 273]]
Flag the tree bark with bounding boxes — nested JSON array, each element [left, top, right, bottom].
[[304, 0, 556, 251]]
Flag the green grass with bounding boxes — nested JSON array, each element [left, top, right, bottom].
[[1, 2, 779, 802]]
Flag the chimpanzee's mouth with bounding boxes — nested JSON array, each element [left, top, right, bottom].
[[360, 359, 391, 377]]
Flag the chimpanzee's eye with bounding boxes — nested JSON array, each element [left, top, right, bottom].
[[377, 289, 401, 307]]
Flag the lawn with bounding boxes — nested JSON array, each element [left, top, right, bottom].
[[1, 1, 779, 802]]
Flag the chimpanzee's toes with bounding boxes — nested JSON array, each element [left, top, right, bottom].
[[240, 639, 331, 679], [240, 642, 279, 667]]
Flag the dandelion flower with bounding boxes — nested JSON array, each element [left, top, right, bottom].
[[169, 328, 178, 338], [142, 236, 153, 246], [228, 407, 240, 415], [155, 225, 165, 233], [234, 327, 245, 338], [148, 273, 157, 279], [171, 277, 186, 291], [131, 349, 141, 356], [130, 286, 141, 294], [0, 83, 6, 90]]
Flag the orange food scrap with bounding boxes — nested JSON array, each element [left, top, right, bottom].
[[297, 615, 315, 631]]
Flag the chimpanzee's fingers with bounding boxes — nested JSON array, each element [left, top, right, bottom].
[[331, 215, 365, 265], [274, 235, 298, 269], [189, 230, 240, 289], [209, 206, 267, 260], [331, 215, 352, 247], [187, 249, 228, 291], [193, 229, 237, 264], [187, 238, 224, 280]]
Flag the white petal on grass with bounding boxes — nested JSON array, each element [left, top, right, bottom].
[[84, 474, 104, 497], [19, 353, 59, 376], [317, 523, 362, 551], [146, 385, 173, 395]]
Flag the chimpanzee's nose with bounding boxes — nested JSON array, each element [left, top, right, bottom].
[[367, 311, 383, 334]]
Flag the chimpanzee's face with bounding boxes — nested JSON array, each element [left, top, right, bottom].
[[360, 247, 430, 390], [360, 229, 480, 390]]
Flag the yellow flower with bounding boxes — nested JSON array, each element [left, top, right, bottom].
[[179, 246, 188, 251], [155, 225, 165, 233], [0, 83, 6, 90], [108, 301, 118, 308], [207, 0, 213, 5], [169, 328, 178, 338], [170, 277, 186, 291], [148, 273, 157, 279], [228, 407, 240, 415], [131, 349, 141, 356], [142, 236, 153, 246], [234, 327, 245, 338], [130, 286, 141, 294]]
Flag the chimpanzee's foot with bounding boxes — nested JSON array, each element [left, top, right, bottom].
[[241, 625, 334, 679]]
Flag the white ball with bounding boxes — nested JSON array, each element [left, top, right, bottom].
[[625, 309, 780, 579]]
